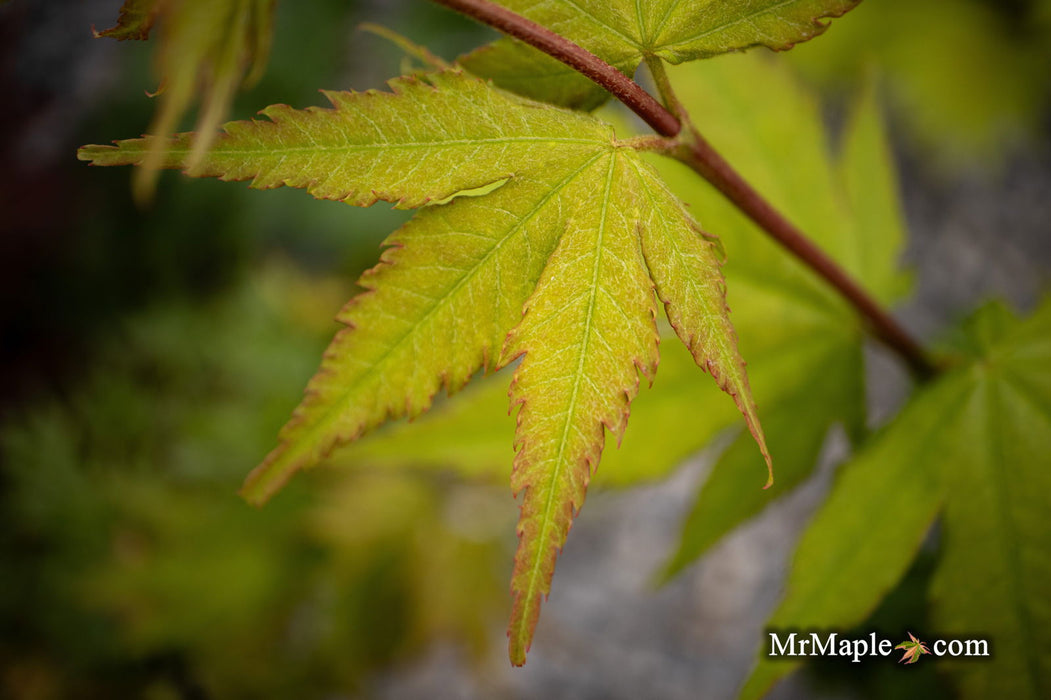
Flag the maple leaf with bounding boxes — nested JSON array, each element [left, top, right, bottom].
[[740, 298, 1051, 699], [460, 0, 860, 108], [894, 632, 930, 664], [928, 300, 1051, 700], [308, 52, 899, 506], [79, 69, 769, 664], [93, 0, 162, 41], [787, 0, 1051, 162]]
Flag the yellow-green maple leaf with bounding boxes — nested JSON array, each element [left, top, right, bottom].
[[460, 0, 859, 108], [78, 69, 768, 664], [501, 153, 660, 663]]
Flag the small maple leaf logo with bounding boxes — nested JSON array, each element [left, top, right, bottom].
[[895, 632, 931, 664]]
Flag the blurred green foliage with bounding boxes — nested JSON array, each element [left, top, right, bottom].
[[1, 263, 511, 698], [3, 3, 507, 697], [787, 0, 1051, 164]]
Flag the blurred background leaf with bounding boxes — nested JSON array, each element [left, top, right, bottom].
[[786, 0, 1051, 166], [740, 297, 1051, 699], [646, 53, 908, 580], [0, 263, 511, 698], [94, 0, 278, 201]]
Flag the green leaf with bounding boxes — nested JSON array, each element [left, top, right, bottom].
[[929, 300, 1051, 700], [460, 0, 859, 108], [740, 298, 1051, 698], [81, 70, 768, 664], [644, 0, 860, 61], [502, 152, 661, 664], [660, 333, 862, 579], [651, 54, 907, 577], [325, 368, 515, 483], [738, 370, 962, 699], [253, 167, 607, 504], [324, 327, 740, 489], [368, 58, 901, 571], [654, 57, 906, 299], [786, 0, 1051, 161], [460, 39, 636, 111], [93, 0, 162, 41], [80, 72, 612, 209]]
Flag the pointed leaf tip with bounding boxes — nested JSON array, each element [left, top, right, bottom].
[[93, 0, 161, 41], [630, 157, 772, 486], [502, 153, 661, 664], [240, 443, 298, 506]]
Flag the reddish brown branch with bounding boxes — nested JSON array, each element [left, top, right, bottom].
[[677, 133, 936, 378], [431, 0, 680, 137]]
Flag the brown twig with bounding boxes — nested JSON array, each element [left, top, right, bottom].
[[431, 0, 679, 137], [676, 132, 936, 378], [642, 57, 936, 379]]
